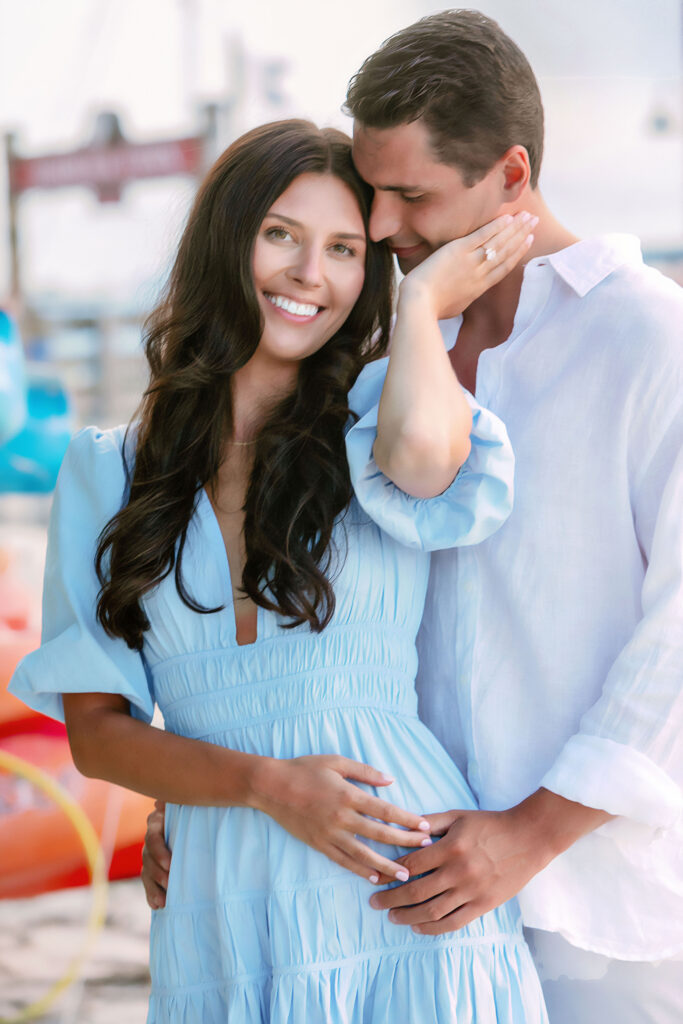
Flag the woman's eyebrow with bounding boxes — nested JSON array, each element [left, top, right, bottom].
[[264, 211, 365, 242], [264, 211, 300, 226]]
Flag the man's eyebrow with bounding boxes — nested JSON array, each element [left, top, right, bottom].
[[264, 211, 366, 242]]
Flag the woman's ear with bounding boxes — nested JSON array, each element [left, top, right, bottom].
[[499, 145, 531, 202]]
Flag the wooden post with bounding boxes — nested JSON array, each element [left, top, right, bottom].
[[4, 133, 21, 310]]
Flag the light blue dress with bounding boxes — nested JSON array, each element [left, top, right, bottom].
[[11, 359, 548, 1023]]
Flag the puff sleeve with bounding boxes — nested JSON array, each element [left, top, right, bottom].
[[9, 426, 154, 724], [345, 358, 514, 551]]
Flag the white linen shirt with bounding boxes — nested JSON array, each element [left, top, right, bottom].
[[415, 235, 683, 961]]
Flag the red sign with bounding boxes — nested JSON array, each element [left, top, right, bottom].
[[9, 137, 203, 201]]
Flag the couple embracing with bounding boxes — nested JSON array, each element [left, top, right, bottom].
[[12, 10, 683, 1023]]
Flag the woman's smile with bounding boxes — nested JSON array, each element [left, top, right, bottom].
[[263, 291, 325, 322]]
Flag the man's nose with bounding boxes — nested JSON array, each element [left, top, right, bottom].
[[369, 194, 403, 243]]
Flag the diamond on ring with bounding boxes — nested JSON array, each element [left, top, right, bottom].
[[483, 246, 496, 262]]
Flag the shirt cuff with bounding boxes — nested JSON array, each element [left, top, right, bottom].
[[540, 733, 682, 832]]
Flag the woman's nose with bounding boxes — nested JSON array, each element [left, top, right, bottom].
[[289, 245, 324, 288]]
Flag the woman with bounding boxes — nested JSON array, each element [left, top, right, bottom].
[[10, 120, 544, 1022]]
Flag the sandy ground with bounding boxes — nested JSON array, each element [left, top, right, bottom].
[[0, 878, 151, 1023]]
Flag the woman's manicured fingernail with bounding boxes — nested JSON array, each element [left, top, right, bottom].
[[395, 868, 410, 882], [531, 215, 540, 226], [369, 873, 380, 884], [418, 820, 430, 831], [521, 211, 532, 222], [526, 234, 535, 247], [420, 837, 433, 846]]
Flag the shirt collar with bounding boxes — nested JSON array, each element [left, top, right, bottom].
[[439, 233, 644, 352], [532, 233, 643, 298]]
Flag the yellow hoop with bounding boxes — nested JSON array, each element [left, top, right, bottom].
[[0, 748, 108, 1024]]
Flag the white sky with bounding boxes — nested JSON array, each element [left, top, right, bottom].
[[0, 0, 681, 305]]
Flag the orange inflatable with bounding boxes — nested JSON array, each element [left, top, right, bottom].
[[0, 537, 155, 899], [0, 729, 155, 898], [0, 625, 43, 737], [0, 537, 44, 736]]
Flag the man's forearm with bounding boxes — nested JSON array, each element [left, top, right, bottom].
[[510, 786, 615, 863]]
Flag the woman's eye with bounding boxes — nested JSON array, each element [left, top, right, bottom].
[[331, 243, 357, 257], [265, 226, 292, 241]]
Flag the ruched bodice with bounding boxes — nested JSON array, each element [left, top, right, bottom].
[[155, 622, 419, 741], [145, 490, 423, 747]]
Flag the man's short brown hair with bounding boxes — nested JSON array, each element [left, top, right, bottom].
[[345, 9, 544, 189]]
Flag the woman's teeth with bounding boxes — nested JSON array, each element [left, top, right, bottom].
[[265, 293, 320, 317]]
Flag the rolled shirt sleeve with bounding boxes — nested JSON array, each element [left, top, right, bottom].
[[9, 426, 154, 724], [345, 359, 514, 552]]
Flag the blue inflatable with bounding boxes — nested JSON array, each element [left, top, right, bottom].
[[0, 310, 28, 444], [0, 312, 73, 494], [0, 375, 73, 494]]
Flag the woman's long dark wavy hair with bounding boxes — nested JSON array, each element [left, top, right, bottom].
[[95, 120, 394, 651]]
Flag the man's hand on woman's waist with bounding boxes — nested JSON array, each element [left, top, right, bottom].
[[368, 788, 613, 934]]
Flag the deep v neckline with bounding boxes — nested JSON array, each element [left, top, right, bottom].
[[199, 487, 262, 647]]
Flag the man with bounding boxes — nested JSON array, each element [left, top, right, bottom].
[[143, 11, 683, 1019]]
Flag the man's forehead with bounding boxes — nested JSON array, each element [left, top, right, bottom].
[[352, 121, 440, 187], [353, 120, 427, 156]]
